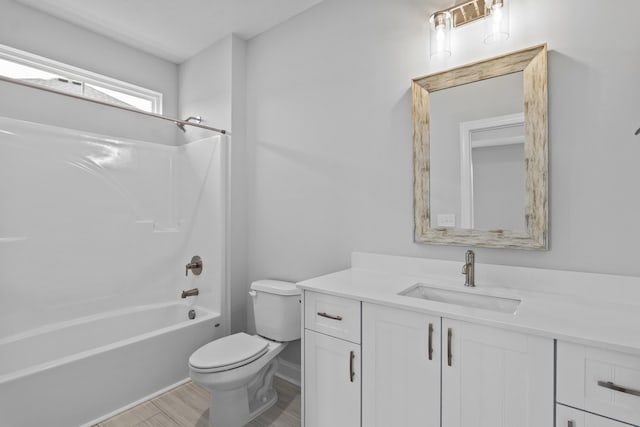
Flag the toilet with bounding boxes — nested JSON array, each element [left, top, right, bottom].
[[188, 280, 301, 427]]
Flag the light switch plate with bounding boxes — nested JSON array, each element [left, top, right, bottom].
[[437, 214, 456, 227]]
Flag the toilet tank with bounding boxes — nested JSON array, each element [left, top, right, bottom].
[[250, 280, 301, 342]]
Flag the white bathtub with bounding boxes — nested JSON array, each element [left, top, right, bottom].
[[0, 302, 223, 427]]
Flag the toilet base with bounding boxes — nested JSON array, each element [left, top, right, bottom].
[[207, 359, 280, 427], [249, 389, 278, 421]]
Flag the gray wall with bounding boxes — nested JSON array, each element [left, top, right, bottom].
[[245, 0, 640, 372], [179, 35, 249, 335], [473, 143, 525, 231]]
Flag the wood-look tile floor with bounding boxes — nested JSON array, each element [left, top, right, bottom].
[[95, 377, 301, 427]]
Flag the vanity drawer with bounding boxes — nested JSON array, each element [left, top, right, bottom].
[[557, 341, 640, 426], [304, 291, 361, 344], [557, 404, 631, 427]]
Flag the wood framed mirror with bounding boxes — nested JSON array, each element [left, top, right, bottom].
[[412, 44, 548, 249]]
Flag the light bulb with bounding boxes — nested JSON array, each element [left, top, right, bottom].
[[484, 0, 509, 44], [429, 12, 451, 57], [436, 24, 445, 52]]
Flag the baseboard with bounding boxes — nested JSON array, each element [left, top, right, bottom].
[[276, 358, 301, 387]]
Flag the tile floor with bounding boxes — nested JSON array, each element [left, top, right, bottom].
[[95, 377, 301, 427]]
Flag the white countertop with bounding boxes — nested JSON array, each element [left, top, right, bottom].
[[297, 253, 640, 356]]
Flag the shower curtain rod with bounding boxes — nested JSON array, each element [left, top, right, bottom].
[[0, 75, 228, 135]]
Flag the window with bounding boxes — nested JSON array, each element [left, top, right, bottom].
[[0, 44, 162, 113]]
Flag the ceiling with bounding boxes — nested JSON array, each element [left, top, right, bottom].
[[15, 0, 325, 63]]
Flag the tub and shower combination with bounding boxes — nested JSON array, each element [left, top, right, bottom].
[[0, 303, 220, 426], [0, 108, 229, 426]]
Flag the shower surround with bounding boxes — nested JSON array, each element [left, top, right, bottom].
[[0, 117, 228, 426]]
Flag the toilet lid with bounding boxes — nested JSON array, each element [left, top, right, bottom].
[[189, 332, 269, 371]]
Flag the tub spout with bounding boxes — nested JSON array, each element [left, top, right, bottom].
[[181, 288, 199, 298]]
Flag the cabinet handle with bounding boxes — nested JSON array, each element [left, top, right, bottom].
[[447, 328, 452, 367], [597, 380, 640, 397], [428, 323, 434, 361], [568, 421, 575, 427], [317, 312, 343, 321], [349, 350, 355, 382]]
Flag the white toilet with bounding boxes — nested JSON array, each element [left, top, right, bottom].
[[188, 280, 301, 427]]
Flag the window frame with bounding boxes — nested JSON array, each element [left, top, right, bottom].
[[0, 43, 163, 114]]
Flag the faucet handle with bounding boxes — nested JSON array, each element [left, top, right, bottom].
[[185, 255, 203, 277], [461, 263, 469, 274]]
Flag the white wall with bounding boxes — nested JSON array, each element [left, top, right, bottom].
[[0, 79, 185, 145], [179, 38, 232, 138], [179, 35, 248, 334], [473, 143, 525, 231], [247, 0, 640, 278], [0, 0, 178, 115], [0, 0, 179, 143], [430, 71, 523, 228], [246, 0, 640, 365]]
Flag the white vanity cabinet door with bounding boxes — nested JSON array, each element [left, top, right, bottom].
[[362, 303, 440, 427], [441, 318, 554, 427], [557, 404, 632, 427], [304, 329, 360, 427]]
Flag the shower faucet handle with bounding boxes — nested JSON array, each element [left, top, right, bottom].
[[185, 255, 203, 277]]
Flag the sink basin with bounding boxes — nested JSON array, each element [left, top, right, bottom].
[[399, 283, 521, 314]]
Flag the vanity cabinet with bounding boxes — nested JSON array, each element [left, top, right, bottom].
[[362, 303, 441, 426], [303, 291, 361, 427], [303, 295, 554, 427], [361, 303, 554, 427], [556, 341, 640, 427], [441, 318, 554, 427]]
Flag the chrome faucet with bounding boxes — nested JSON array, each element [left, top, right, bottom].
[[181, 288, 199, 298], [461, 250, 475, 287]]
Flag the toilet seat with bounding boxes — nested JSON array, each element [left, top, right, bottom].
[[189, 332, 269, 373]]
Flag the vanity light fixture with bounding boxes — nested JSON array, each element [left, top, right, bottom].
[[428, 0, 510, 57], [429, 11, 452, 57], [484, 0, 510, 43]]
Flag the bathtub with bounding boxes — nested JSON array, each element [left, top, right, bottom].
[[0, 302, 223, 427]]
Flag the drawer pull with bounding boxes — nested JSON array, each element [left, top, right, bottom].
[[317, 312, 343, 321], [428, 323, 434, 361], [447, 328, 453, 367], [349, 350, 355, 382], [597, 380, 640, 397]]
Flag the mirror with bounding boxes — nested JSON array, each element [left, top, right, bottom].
[[412, 44, 548, 249]]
